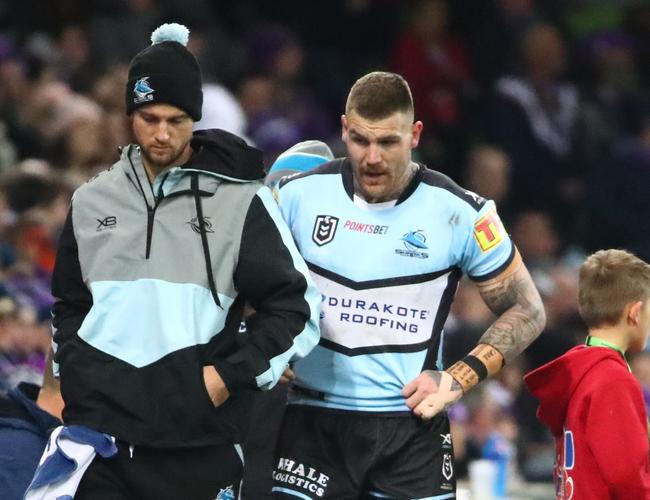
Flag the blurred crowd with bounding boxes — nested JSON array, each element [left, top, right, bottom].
[[0, 0, 649, 486]]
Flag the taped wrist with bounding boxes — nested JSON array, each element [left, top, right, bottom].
[[446, 355, 489, 393]]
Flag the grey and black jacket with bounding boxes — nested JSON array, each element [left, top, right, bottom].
[[51, 129, 320, 448]]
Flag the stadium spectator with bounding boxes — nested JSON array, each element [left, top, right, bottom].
[[243, 25, 335, 166], [390, 0, 474, 174], [0, 291, 49, 390], [37, 23, 320, 499], [462, 145, 512, 224], [510, 210, 583, 367], [586, 106, 650, 261], [88, 0, 162, 67], [484, 23, 582, 239], [0, 53, 41, 165], [0, 350, 62, 500], [187, 25, 248, 138], [54, 24, 102, 94], [194, 82, 247, 138], [464, 0, 540, 91], [271, 71, 545, 499], [573, 31, 643, 168], [0, 169, 69, 389]]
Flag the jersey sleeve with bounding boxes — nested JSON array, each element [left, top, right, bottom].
[[459, 200, 515, 280]]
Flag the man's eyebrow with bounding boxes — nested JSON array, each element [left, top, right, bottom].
[[377, 134, 400, 141], [349, 129, 368, 139], [350, 128, 400, 142]]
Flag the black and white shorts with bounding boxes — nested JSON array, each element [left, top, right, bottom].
[[272, 405, 456, 499]]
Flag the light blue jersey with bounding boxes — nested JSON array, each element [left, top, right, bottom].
[[277, 159, 514, 412]]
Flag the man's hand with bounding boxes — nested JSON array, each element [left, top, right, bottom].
[[203, 366, 230, 406], [403, 370, 463, 420], [279, 366, 295, 384], [402, 370, 444, 409]]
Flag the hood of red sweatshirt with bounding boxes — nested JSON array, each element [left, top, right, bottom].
[[524, 345, 628, 435]]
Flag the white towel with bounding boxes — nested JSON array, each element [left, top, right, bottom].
[[24, 425, 117, 500]]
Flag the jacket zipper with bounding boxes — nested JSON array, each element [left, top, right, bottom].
[[126, 149, 160, 260], [144, 171, 169, 259], [146, 205, 156, 259]]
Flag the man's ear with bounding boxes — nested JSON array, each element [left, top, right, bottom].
[[341, 115, 348, 142], [411, 120, 423, 148], [628, 301, 643, 325]]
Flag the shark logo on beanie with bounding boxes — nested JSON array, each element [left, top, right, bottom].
[[126, 23, 203, 120], [133, 77, 155, 103]]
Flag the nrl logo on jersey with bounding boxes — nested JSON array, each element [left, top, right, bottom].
[[442, 452, 454, 481], [312, 215, 339, 246]]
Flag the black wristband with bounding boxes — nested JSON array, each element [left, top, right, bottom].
[[461, 355, 488, 382]]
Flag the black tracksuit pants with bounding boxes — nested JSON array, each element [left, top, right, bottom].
[[75, 439, 242, 500]]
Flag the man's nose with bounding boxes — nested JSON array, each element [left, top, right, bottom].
[[366, 143, 381, 164], [155, 123, 170, 142]]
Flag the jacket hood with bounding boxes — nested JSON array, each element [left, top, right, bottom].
[[184, 129, 265, 181], [524, 345, 627, 435]]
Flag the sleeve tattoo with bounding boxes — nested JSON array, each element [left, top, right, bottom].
[[475, 252, 546, 363]]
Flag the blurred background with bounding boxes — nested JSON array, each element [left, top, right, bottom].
[[0, 0, 648, 496]]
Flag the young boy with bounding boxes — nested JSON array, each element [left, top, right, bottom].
[[525, 249, 650, 499]]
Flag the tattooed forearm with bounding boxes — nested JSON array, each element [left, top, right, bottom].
[[476, 253, 546, 363]]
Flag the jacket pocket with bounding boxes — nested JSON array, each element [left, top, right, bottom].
[[198, 364, 233, 412]]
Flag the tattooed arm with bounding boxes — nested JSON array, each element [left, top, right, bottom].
[[475, 249, 546, 363], [411, 250, 546, 419]]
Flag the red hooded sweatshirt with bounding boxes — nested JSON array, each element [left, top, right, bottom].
[[524, 345, 650, 499]]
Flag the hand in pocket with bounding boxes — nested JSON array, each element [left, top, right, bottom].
[[203, 366, 230, 406]]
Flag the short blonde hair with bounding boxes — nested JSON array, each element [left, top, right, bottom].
[[579, 249, 650, 328]]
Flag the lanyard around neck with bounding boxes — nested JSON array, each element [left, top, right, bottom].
[[585, 335, 630, 371]]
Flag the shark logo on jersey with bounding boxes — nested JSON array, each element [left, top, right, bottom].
[[395, 230, 429, 259], [133, 77, 155, 103], [312, 215, 339, 246], [215, 485, 235, 500], [401, 230, 428, 250]]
